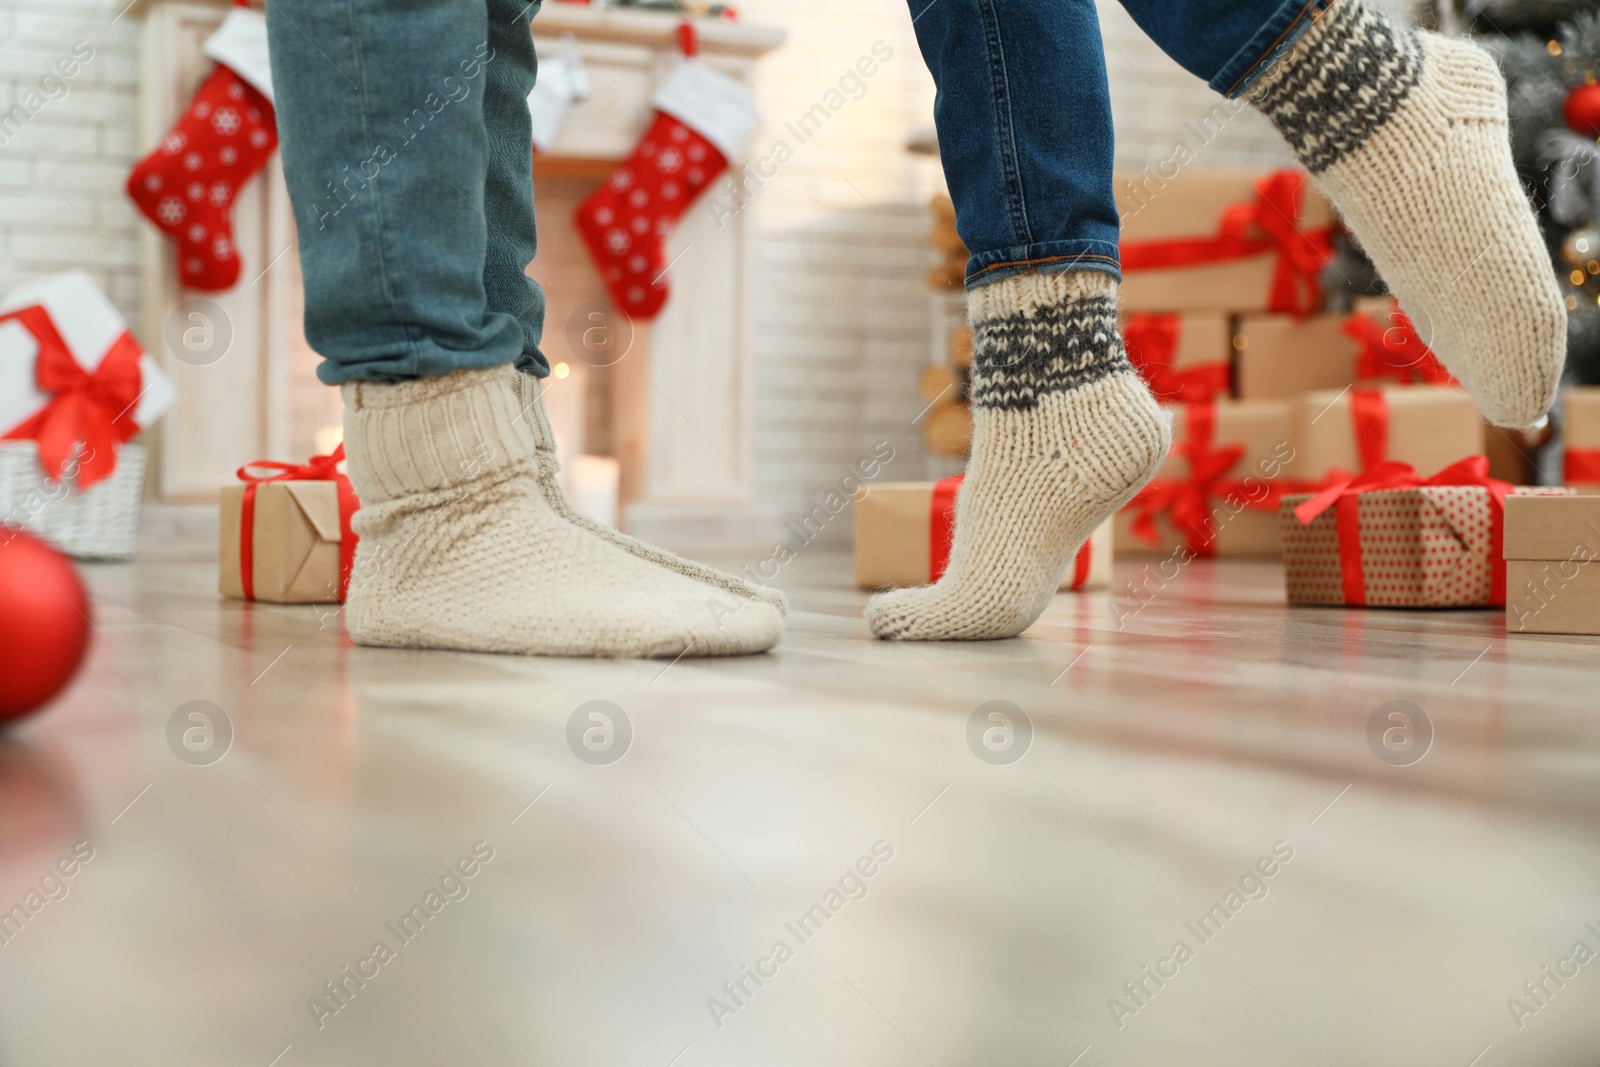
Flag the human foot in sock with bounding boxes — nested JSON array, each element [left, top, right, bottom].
[[340, 366, 782, 658], [866, 272, 1170, 641], [1251, 0, 1566, 428], [508, 372, 788, 616]]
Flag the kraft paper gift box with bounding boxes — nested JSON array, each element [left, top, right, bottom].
[[1290, 385, 1484, 484], [1121, 312, 1233, 403], [1504, 495, 1600, 635], [1280, 472, 1570, 608], [220, 481, 353, 604], [1116, 399, 1302, 558], [1116, 168, 1334, 313], [854, 480, 1111, 591], [1565, 386, 1600, 486], [1233, 314, 1358, 400]]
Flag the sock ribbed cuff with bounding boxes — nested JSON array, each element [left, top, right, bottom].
[[967, 271, 1129, 411], [1251, 0, 1423, 174], [341, 365, 541, 503]]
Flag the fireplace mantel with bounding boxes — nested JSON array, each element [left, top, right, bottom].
[[137, 0, 785, 553]]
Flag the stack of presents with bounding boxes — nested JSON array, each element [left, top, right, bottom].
[[857, 168, 1600, 635]]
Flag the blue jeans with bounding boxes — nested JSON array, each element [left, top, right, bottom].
[[266, 0, 548, 384], [911, 0, 1332, 289]]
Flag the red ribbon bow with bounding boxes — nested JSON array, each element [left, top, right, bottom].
[[0, 305, 143, 489], [1123, 402, 1303, 557], [1343, 304, 1456, 386], [1293, 455, 1512, 606], [928, 474, 1093, 589], [1120, 169, 1333, 317], [1565, 448, 1600, 484], [1123, 314, 1230, 404], [236, 445, 360, 602]]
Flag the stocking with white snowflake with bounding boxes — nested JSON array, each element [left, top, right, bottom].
[[574, 29, 759, 319], [125, 1, 277, 291]]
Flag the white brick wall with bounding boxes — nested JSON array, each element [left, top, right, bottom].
[[0, 0, 143, 325]]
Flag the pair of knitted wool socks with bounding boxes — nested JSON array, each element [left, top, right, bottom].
[[337, 0, 1563, 655]]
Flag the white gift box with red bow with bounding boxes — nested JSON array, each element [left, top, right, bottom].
[[0, 270, 177, 558]]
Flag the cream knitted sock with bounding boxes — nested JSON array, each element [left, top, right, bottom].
[[340, 366, 782, 658], [1252, 0, 1566, 428], [866, 272, 1170, 641], [508, 373, 787, 616]]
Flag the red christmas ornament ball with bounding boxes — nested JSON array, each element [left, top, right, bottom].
[[0, 528, 91, 724], [1565, 83, 1600, 139]]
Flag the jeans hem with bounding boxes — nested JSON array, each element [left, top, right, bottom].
[[965, 242, 1123, 291], [1211, 0, 1332, 99], [315, 347, 521, 386]]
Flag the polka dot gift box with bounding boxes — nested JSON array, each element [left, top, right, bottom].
[[1280, 458, 1571, 608]]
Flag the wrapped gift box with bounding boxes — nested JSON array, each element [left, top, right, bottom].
[[1116, 169, 1334, 313], [1504, 495, 1600, 635], [1291, 385, 1484, 484], [1281, 470, 1570, 608], [1117, 399, 1302, 558], [220, 472, 356, 604], [0, 271, 177, 559], [1565, 386, 1600, 486], [854, 479, 1111, 591], [1122, 312, 1232, 403], [0, 270, 176, 440], [1234, 314, 1357, 400]]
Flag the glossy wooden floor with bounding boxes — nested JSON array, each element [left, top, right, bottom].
[[3, 522, 1599, 1066]]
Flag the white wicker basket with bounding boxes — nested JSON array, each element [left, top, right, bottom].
[[0, 440, 146, 560]]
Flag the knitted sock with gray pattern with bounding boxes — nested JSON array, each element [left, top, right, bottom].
[[340, 366, 782, 658], [1251, 0, 1566, 428], [866, 272, 1169, 641]]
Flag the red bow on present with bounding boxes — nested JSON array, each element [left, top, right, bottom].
[[236, 446, 361, 601], [928, 474, 1095, 589], [1565, 448, 1600, 483], [1293, 455, 1512, 606], [0, 305, 143, 489], [1119, 169, 1334, 317], [1123, 314, 1230, 404], [1123, 402, 1303, 557], [1343, 304, 1456, 386]]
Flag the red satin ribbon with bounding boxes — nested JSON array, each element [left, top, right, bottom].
[[1349, 387, 1390, 471], [1344, 305, 1455, 386], [1123, 314, 1230, 404], [236, 445, 360, 602], [1124, 401, 1305, 557], [1293, 455, 1512, 606], [0, 305, 143, 489], [1119, 170, 1334, 317], [929, 475, 961, 583], [1069, 539, 1093, 591], [928, 474, 1093, 588], [1566, 448, 1600, 483]]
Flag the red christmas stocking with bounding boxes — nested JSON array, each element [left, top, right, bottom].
[[574, 54, 758, 320], [126, 65, 276, 291]]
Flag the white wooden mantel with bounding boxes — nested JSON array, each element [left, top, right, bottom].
[[135, 0, 785, 552]]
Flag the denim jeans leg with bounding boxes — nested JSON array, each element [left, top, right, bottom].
[[266, 0, 528, 384], [907, 0, 1122, 291], [482, 0, 549, 378], [1116, 0, 1334, 97]]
